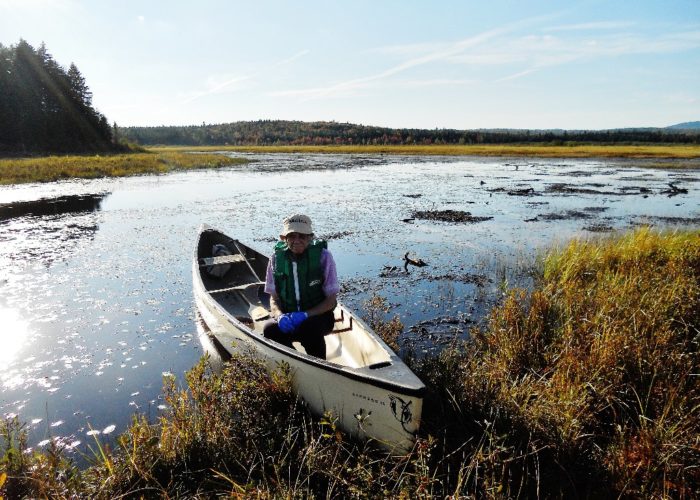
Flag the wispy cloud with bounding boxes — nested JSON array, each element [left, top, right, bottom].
[[272, 12, 700, 96], [496, 69, 538, 82], [277, 49, 310, 66], [182, 50, 310, 104], [270, 26, 509, 99], [475, 29, 700, 82], [544, 21, 636, 32], [181, 75, 251, 104], [395, 78, 475, 88]]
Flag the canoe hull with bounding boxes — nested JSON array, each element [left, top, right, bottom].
[[192, 225, 424, 452]]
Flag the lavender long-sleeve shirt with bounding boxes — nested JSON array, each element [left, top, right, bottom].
[[264, 248, 340, 298]]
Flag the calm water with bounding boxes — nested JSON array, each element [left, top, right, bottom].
[[1, 153, 698, 456]]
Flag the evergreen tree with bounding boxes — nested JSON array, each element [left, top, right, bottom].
[[0, 39, 114, 153], [67, 63, 92, 108]]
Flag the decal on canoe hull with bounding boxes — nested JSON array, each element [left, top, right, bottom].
[[389, 395, 413, 432]]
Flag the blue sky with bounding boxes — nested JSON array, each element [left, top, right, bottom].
[[1, 0, 699, 130]]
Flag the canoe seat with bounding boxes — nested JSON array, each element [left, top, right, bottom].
[[332, 309, 353, 333], [199, 254, 246, 267], [209, 281, 266, 294]]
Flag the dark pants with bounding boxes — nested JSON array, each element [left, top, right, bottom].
[[263, 311, 335, 359]]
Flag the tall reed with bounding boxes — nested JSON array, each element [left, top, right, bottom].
[[417, 228, 700, 497]]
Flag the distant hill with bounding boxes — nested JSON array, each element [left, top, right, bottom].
[[120, 120, 700, 147], [667, 121, 700, 130]]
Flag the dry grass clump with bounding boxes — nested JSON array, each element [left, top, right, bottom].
[[416, 227, 700, 497], [2, 352, 436, 498], [0, 151, 248, 184]]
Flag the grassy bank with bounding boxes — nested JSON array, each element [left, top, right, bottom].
[[1, 144, 698, 185], [0, 152, 249, 185], [149, 143, 700, 159], [2, 228, 699, 497], [418, 227, 700, 497]]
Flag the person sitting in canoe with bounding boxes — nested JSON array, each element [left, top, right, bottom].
[[263, 214, 339, 359]]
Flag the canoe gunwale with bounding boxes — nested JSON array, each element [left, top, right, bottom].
[[197, 282, 426, 397]]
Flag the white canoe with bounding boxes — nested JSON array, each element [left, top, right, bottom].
[[192, 224, 425, 452]]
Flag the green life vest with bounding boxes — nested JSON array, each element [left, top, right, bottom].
[[273, 239, 327, 313]]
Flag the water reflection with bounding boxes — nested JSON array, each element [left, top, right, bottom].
[[0, 193, 108, 220], [195, 311, 229, 374], [0, 193, 109, 269], [0, 306, 30, 367]]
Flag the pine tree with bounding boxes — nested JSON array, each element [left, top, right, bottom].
[[0, 40, 114, 153], [67, 63, 92, 108]]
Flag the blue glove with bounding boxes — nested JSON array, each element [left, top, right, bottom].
[[289, 311, 308, 328], [278, 314, 295, 334]]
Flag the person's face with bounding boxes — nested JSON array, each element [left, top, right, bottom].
[[284, 232, 311, 255]]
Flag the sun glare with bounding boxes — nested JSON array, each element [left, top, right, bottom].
[[0, 306, 30, 366]]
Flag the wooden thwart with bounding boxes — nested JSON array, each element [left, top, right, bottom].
[[208, 281, 266, 295], [199, 254, 246, 267], [208, 281, 270, 321]]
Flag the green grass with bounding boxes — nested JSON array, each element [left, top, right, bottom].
[[149, 143, 700, 159], [2, 228, 699, 497], [0, 151, 249, 185]]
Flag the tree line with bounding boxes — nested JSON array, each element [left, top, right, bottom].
[[0, 40, 116, 154], [121, 119, 700, 147]]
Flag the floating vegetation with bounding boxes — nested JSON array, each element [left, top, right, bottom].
[[646, 215, 700, 225], [411, 209, 493, 223], [583, 223, 616, 232], [546, 183, 617, 195], [427, 272, 491, 287], [379, 265, 406, 277], [582, 206, 610, 213], [538, 209, 595, 221], [319, 230, 354, 240]]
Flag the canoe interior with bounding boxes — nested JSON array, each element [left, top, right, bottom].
[[197, 228, 392, 369]]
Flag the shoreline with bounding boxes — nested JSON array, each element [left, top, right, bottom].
[[148, 143, 700, 159], [1, 144, 699, 185], [0, 151, 249, 185]]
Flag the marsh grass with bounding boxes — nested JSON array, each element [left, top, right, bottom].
[[1, 352, 437, 498], [2, 229, 699, 497], [149, 143, 700, 160], [416, 227, 700, 497], [0, 151, 249, 185], [2, 144, 698, 185]]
